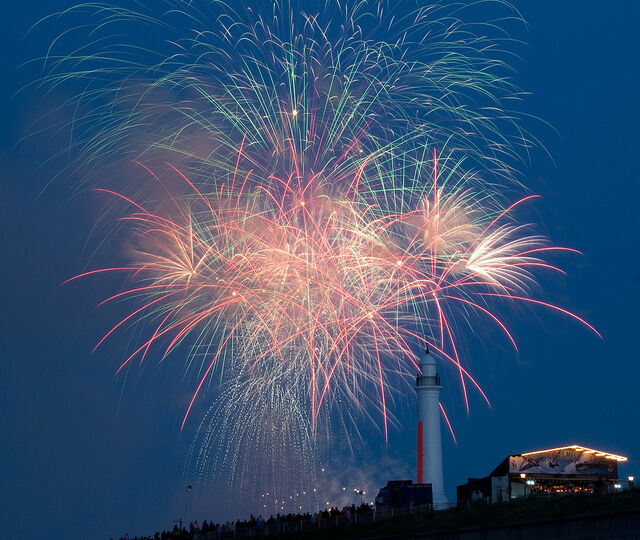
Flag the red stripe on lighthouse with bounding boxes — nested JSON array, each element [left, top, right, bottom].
[[417, 420, 423, 484]]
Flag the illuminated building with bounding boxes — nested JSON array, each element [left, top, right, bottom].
[[457, 445, 630, 507]]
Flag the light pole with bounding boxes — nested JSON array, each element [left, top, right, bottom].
[[184, 485, 192, 526]]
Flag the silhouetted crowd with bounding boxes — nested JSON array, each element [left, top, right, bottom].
[[113, 503, 375, 540]]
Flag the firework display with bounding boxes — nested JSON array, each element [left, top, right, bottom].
[[39, 1, 598, 499]]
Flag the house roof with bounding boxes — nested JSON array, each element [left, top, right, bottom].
[[521, 444, 627, 462]]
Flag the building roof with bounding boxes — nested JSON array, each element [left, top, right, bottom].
[[521, 445, 628, 462]]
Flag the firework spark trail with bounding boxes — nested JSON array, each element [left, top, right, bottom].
[[29, 0, 533, 193], [32, 0, 600, 497], [75, 153, 594, 438]]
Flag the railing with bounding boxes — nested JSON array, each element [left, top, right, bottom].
[[416, 374, 440, 387]]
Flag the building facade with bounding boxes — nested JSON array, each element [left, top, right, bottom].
[[457, 444, 629, 507], [375, 480, 433, 517]]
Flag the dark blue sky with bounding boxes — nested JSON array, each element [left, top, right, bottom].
[[2, 2, 639, 539]]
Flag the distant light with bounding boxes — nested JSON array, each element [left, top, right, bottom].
[[232, 291, 237, 296], [629, 476, 635, 482], [300, 200, 305, 206], [520, 473, 526, 479], [292, 109, 299, 117], [614, 483, 622, 489], [526, 480, 535, 486], [396, 260, 403, 266]]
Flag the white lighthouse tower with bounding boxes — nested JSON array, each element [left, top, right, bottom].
[[415, 347, 448, 509]]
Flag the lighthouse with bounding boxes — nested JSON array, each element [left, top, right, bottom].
[[415, 347, 448, 509]]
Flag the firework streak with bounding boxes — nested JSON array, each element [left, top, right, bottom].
[[38, 1, 598, 496]]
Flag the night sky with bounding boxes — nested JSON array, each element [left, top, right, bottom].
[[2, 2, 639, 539]]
